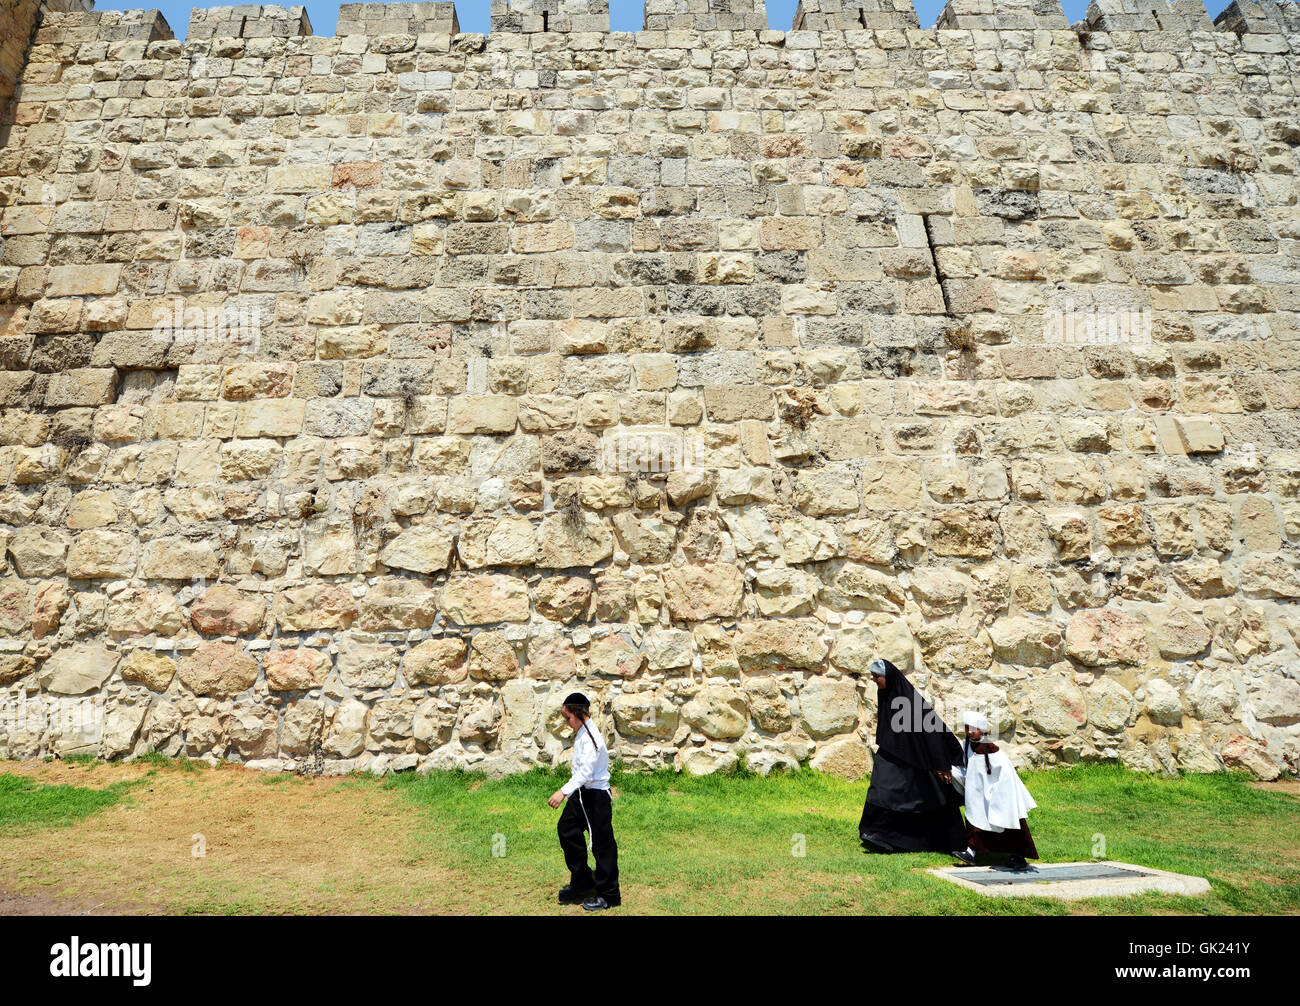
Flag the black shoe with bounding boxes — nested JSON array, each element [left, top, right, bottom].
[[1005, 856, 1032, 872], [582, 895, 620, 911], [558, 884, 596, 905], [951, 847, 976, 866]]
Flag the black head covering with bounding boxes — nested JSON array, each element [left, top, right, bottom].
[[562, 692, 597, 748], [871, 659, 962, 772]]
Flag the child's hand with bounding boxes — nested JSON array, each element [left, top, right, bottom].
[[548, 790, 566, 808]]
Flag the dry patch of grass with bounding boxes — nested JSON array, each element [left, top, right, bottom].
[[1252, 780, 1300, 797], [1, 759, 156, 789], [0, 760, 458, 915]]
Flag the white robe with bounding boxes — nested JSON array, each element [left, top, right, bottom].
[[950, 745, 1036, 833]]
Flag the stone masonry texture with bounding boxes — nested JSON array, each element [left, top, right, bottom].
[[0, 0, 1297, 781]]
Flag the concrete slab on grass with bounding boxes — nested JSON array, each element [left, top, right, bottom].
[[927, 861, 1210, 900]]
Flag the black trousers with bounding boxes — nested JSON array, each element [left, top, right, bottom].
[[557, 787, 620, 902]]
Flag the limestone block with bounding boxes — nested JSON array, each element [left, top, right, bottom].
[[663, 563, 745, 621], [1023, 675, 1087, 738], [683, 685, 749, 740], [39, 643, 117, 695], [404, 637, 468, 686], [177, 642, 259, 697], [1087, 678, 1134, 733], [1065, 609, 1150, 667], [191, 585, 266, 636], [107, 589, 186, 638], [138, 537, 218, 580], [380, 525, 455, 574], [613, 693, 679, 740], [744, 677, 793, 734], [810, 737, 872, 781], [336, 640, 400, 690], [799, 677, 859, 738], [325, 700, 369, 758], [442, 575, 530, 624], [1142, 678, 1184, 726], [266, 648, 331, 691], [736, 619, 829, 671], [67, 530, 137, 579], [469, 631, 520, 682], [989, 616, 1064, 667], [274, 585, 358, 631]]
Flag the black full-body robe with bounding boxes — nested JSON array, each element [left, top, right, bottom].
[[859, 661, 967, 853]]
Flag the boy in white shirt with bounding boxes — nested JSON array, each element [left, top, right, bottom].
[[547, 692, 621, 911], [949, 711, 1039, 872]]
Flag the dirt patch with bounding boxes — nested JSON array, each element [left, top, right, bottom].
[[0, 886, 129, 915], [1, 760, 158, 789], [1251, 780, 1300, 797], [0, 761, 462, 915]]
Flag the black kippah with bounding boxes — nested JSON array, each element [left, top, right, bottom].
[[563, 692, 589, 708]]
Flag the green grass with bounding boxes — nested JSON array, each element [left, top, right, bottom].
[[258, 772, 307, 785], [0, 773, 138, 834], [133, 752, 202, 772], [386, 763, 1300, 915], [1, 758, 1295, 914]]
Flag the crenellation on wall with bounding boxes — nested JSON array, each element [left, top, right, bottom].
[[1081, 0, 1215, 33], [1214, 1, 1300, 55], [3, 3, 44, 120], [490, 0, 610, 34], [60, 8, 171, 42], [186, 4, 311, 41], [936, 0, 1069, 30], [643, 0, 769, 31], [792, 0, 920, 30], [336, 2, 460, 37], [3, 1, 98, 124]]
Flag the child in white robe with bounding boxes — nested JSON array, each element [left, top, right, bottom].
[[950, 712, 1039, 871]]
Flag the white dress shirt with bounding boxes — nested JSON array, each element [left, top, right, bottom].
[[561, 719, 611, 796]]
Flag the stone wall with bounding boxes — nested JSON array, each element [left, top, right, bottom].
[[0, 0, 91, 129], [0, 0, 1297, 780]]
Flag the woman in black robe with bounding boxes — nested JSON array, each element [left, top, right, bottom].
[[858, 658, 968, 855]]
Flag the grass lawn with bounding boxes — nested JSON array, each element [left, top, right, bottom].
[[0, 758, 1296, 915], [0, 767, 134, 832]]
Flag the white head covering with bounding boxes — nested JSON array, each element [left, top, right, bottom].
[[962, 711, 989, 731]]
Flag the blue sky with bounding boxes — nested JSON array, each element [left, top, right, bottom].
[[92, 0, 1232, 40]]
